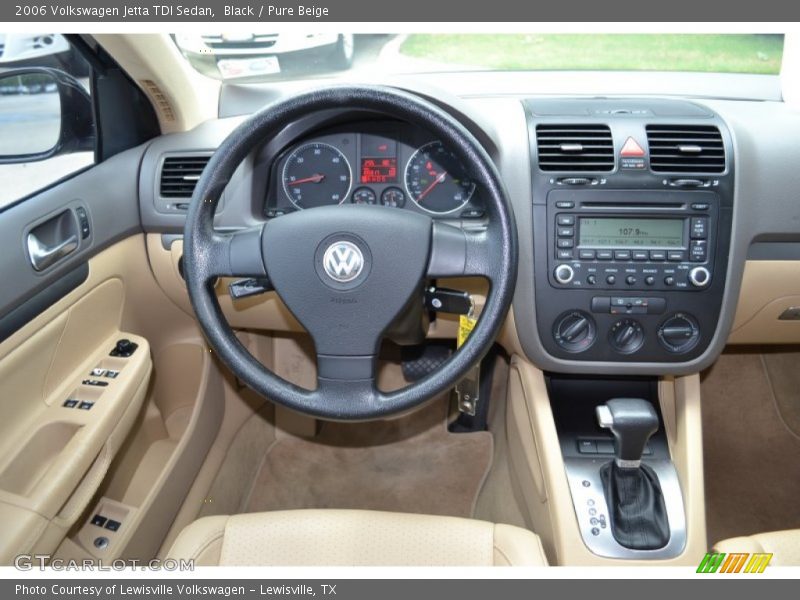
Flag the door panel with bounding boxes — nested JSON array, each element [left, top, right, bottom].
[[0, 144, 152, 563]]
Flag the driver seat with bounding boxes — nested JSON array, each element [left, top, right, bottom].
[[167, 509, 548, 566]]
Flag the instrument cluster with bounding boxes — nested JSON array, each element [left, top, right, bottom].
[[264, 123, 485, 219]]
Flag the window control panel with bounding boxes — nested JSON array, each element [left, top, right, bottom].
[[90, 514, 121, 532]]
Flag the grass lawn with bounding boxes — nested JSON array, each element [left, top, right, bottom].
[[400, 34, 783, 74]]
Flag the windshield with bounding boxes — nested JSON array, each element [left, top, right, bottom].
[[174, 33, 785, 82]]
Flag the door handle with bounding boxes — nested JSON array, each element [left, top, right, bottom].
[[27, 233, 78, 271]]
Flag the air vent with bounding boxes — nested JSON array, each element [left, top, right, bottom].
[[536, 124, 614, 172], [159, 155, 211, 198], [646, 125, 725, 173]]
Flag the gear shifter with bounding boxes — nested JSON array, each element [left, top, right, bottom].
[[596, 398, 670, 550], [596, 398, 658, 468]]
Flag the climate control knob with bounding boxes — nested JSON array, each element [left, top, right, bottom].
[[554, 264, 575, 284], [658, 313, 700, 353], [609, 319, 645, 354], [689, 266, 711, 288], [553, 310, 596, 353]]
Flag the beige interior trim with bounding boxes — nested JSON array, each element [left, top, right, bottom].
[[505, 356, 708, 565], [94, 34, 219, 133], [729, 260, 800, 344], [167, 509, 548, 566]]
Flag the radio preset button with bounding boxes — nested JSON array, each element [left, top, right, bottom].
[[614, 250, 632, 260], [554, 264, 575, 284], [668, 251, 685, 261], [579, 250, 596, 260], [632, 251, 649, 261], [649, 251, 666, 261], [596, 250, 613, 260], [557, 215, 575, 226]]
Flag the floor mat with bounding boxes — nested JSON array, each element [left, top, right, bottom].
[[701, 348, 800, 546], [245, 396, 493, 518]]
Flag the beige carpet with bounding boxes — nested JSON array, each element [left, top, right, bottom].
[[245, 396, 493, 518], [701, 348, 800, 546]]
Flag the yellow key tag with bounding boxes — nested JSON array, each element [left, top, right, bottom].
[[457, 314, 477, 349]]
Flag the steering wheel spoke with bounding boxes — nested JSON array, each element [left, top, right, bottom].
[[203, 226, 267, 279], [428, 222, 494, 280]]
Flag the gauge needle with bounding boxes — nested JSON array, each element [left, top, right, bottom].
[[288, 174, 325, 185], [416, 172, 447, 202]]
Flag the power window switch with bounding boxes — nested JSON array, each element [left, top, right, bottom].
[[90, 368, 106, 377], [78, 401, 94, 410], [90, 514, 107, 527], [82, 379, 108, 387], [63, 399, 78, 408], [104, 370, 120, 379], [105, 520, 121, 532]]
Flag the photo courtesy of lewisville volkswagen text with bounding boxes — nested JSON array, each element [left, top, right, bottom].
[[0, 0, 798, 595]]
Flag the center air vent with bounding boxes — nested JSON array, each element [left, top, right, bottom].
[[646, 125, 725, 173], [536, 124, 614, 172], [159, 155, 211, 198]]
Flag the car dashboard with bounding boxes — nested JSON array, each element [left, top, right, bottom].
[[137, 78, 800, 378]]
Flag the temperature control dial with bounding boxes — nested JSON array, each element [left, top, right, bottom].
[[553, 310, 596, 353], [658, 313, 700, 353], [609, 319, 645, 354]]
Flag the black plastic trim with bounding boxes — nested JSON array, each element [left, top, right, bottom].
[[747, 242, 800, 261]]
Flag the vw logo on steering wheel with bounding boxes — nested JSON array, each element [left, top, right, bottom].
[[322, 241, 364, 283]]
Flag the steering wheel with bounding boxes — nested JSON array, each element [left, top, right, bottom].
[[183, 85, 518, 420]]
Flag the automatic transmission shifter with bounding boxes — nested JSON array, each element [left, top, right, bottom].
[[596, 398, 670, 550]]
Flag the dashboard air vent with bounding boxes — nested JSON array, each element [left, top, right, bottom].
[[646, 125, 725, 173], [159, 155, 211, 198], [536, 124, 614, 172]]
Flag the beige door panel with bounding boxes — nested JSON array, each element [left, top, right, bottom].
[[0, 327, 151, 564]]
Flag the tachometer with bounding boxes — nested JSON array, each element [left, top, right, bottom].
[[405, 141, 475, 214], [282, 142, 352, 209]]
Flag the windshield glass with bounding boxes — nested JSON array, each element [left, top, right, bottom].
[[174, 33, 784, 82]]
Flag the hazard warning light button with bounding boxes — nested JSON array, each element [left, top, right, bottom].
[[620, 137, 646, 157]]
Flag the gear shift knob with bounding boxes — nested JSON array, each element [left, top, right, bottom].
[[596, 398, 659, 468]]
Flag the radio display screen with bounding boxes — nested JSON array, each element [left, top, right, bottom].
[[579, 218, 684, 248]]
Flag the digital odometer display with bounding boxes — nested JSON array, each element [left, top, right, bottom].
[[361, 158, 398, 184], [579, 218, 684, 248]]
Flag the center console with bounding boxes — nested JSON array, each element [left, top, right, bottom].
[[528, 98, 734, 366]]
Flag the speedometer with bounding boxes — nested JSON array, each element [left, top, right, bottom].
[[405, 141, 475, 214], [282, 142, 352, 209]]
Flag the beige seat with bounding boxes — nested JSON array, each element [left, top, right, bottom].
[[168, 509, 548, 566], [714, 529, 800, 565]]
